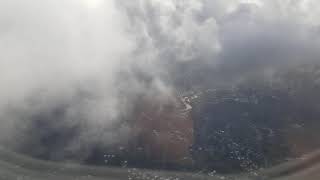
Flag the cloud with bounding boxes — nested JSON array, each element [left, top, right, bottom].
[[1, 0, 320, 163], [0, 0, 138, 158], [115, 0, 320, 88]]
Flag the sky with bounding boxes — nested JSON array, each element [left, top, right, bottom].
[[0, 0, 320, 161]]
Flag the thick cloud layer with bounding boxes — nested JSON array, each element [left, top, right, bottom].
[[1, 0, 320, 163], [116, 0, 320, 88], [0, 0, 139, 158]]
